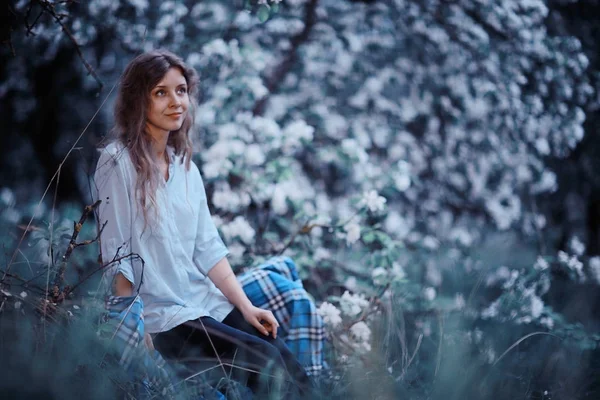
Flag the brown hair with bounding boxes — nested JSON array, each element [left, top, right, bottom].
[[106, 49, 199, 231]]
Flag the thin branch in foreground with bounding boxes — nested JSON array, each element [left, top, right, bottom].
[[50, 200, 102, 302], [34, 0, 103, 89], [63, 251, 144, 300]]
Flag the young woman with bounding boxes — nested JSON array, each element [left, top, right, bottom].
[[94, 50, 312, 397]]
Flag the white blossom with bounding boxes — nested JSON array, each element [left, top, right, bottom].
[[531, 170, 558, 194], [220, 216, 256, 245], [534, 256, 549, 271], [394, 161, 411, 191], [245, 144, 266, 166], [242, 76, 268, 99], [371, 267, 387, 286], [343, 222, 361, 245], [589, 257, 600, 284], [391, 262, 406, 280], [569, 236, 586, 256], [313, 247, 331, 261], [450, 227, 473, 247], [212, 185, 251, 212], [317, 302, 342, 328], [423, 287, 436, 302], [271, 185, 288, 215], [350, 321, 371, 343], [203, 159, 233, 179], [530, 295, 544, 319], [481, 299, 500, 319], [282, 120, 314, 153], [484, 347, 496, 364], [341, 138, 368, 164], [358, 190, 387, 213], [540, 317, 554, 330], [0, 187, 16, 207], [558, 250, 569, 264], [340, 290, 368, 317], [384, 211, 411, 240], [422, 236, 440, 250], [227, 242, 246, 263], [344, 276, 357, 291], [454, 293, 466, 310]]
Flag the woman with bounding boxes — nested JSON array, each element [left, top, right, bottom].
[[94, 50, 312, 397]]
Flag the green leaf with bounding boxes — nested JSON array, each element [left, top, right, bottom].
[[257, 5, 270, 23], [362, 232, 376, 244], [272, 3, 280, 13]]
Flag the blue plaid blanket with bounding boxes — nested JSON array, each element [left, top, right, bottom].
[[98, 256, 325, 398], [237, 256, 325, 376]]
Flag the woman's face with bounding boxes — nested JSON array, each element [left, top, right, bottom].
[[146, 67, 190, 137]]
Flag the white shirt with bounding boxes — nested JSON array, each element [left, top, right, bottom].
[[93, 141, 233, 333]]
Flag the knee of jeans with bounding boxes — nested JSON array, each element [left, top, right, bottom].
[[239, 338, 280, 363], [269, 337, 293, 356]]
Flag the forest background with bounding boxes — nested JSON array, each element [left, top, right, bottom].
[[0, 0, 599, 399]]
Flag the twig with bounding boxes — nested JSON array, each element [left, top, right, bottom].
[[50, 200, 102, 300], [276, 209, 361, 256], [34, 0, 103, 89], [63, 251, 144, 298], [276, 222, 325, 255]]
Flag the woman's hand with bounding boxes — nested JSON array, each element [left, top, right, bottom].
[[144, 332, 155, 351], [241, 305, 280, 339]]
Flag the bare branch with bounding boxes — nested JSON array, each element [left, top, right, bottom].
[[34, 0, 103, 89], [50, 200, 101, 301], [64, 252, 145, 299]]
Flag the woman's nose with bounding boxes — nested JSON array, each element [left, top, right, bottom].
[[169, 94, 181, 107]]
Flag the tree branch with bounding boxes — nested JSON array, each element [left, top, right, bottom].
[[34, 0, 103, 89], [50, 200, 102, 302]]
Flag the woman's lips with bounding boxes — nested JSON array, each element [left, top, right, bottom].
[[167, 113, 183, 119]]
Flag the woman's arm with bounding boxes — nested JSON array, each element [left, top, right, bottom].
[[94, 147, 136, 296], [114, 273, 133, 296], [190, 162, 278, 337], [208, 256, 279, 338]]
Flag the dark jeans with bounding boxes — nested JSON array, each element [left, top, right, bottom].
[[153, 307, 313, 398]]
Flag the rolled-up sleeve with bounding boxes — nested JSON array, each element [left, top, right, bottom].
[[94, 148, 135, 288], [191, 163, 229, 276]]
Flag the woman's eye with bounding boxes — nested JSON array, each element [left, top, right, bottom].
[[156, 90, 165, 96], [177, 87, 187, 94]]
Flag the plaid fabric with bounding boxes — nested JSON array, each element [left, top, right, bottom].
[[97, 256, 326, 398], [238, 256, 326, 376]]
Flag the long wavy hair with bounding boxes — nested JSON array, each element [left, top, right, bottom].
[[105, 49, 199, 231]]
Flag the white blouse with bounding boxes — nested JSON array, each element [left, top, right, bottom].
[[93, 141, 233, 333]]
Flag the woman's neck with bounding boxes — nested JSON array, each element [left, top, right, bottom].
[[146, 124, 169, 161]]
